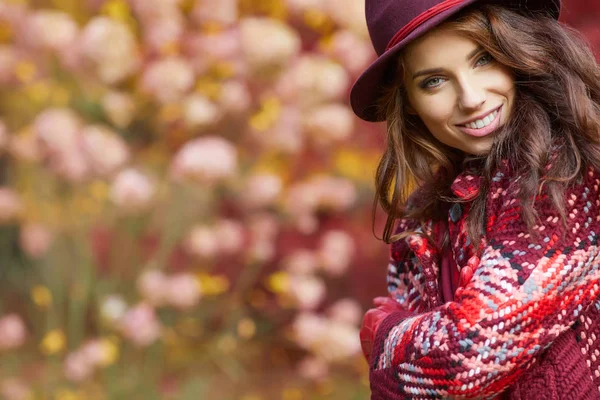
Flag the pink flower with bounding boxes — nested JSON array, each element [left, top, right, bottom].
[[31, 109, 91, 182], [182, 93, 222, 128], [247, 213, 279, 262], [297, 356, 329, 381], [284, 0, 324, 14], [184, 225, 219, 259], [141, 57, 195, 104], [214, 219, 245, 254], [320, 30, 374, 76], [0, 46, 17, 84], [304, 104, 355, 146], [102, 91, 136, 128], [19, 223, 53, 259], [325, 0, 368, 35], [240, 18, 301, 73], [292, 312, 328, 349], [318, 230, 355, 276], [283, 176, 356, 233], [137, 270, 168, 306], [33, 108, 81, 154], [288, 275, 326, 310], [0, 378, 31, 400], [243, 173, 282, 209], [249, 106, 304, 154], [120, 303, 161, 347], [127, 0, 181, 20], [313, 320, 361, 362], [192, 0, 238, 26], [164, 273, 201, 309], [0, 314, 26, 350], [141, 11, 184, 53], [80, 339, 107, 367], [110, 169, 156, 213], [327, 298, 362, 326], [283, 250, 319, 275], [183, 29, 243, 75], [79, 17, 140, 84], [64, 350, 93, 382], [26, 10, 78, 52], [275, 56, 349, 108], [247, 212, 279, 241], [52, 151, 90, 183], [293, 313, 361, 361], [170, 136, 237, 184], [218, 80, 251, 114], [0, 189, 23, 223], [81, 125, 129, 177], [314, 176, 357, 211]]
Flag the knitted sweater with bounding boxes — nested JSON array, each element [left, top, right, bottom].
[[369, 164, 600, 399]]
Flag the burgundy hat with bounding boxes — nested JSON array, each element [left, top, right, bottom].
[[350, 0, 561, 122]]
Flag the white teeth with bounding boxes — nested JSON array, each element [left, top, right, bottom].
[[465, 110, 498, 129]]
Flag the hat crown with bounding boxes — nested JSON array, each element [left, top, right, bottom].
[[366, 0, 451, 56]]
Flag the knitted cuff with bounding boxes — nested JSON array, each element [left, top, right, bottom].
[[370, 310, 414, 369]]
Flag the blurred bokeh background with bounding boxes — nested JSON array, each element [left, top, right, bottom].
[[0, 0, 597, 399]]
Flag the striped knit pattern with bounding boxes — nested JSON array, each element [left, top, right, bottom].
[[371, 166, 600, 399]]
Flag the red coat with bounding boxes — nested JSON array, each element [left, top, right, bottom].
[[369, 164, 600, 399]]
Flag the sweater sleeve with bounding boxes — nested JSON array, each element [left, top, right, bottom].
[[370, 167, 600, 399]]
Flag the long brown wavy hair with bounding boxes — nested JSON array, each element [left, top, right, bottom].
[[373, 4, 600, 247]]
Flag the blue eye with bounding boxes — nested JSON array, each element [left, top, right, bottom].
[[420, 77, 445, 89], [475, 53, 493, 66]]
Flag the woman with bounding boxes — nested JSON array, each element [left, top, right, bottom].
[[352, 0, 600, 398]]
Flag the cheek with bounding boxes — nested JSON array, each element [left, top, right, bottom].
[[411, 94, 455, 127]]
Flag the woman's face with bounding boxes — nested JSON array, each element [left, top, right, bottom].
[[402, 26, 515, 155]]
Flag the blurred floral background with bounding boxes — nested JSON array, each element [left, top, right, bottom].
[[0, 0, 597, 399]]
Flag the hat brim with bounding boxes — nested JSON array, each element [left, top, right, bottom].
[[350, 0, 561, 122]]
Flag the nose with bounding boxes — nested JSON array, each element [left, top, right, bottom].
[[457, 77, 486, 111]]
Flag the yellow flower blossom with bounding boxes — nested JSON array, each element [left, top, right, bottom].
[[51, 86, 71, 106], [54, 388, 85, 400], [237, 318, 256, 339], [41, 329, 66, 355], [25, 81, 51, 104], [197, 273, 230, 296], [266, 271, 289, 294], [334, 149, 380, 183], [101, 0, 133, 23], [240, 395, 263, 400], [200, 21, 224, 35], [89, 181, 109, 201], [0, 22, 13, 43], [195, 78, 222, 101], [31, 285, 52, 308], [15, 61, 36, 83], [303, 9, 334, 34], [96, 337, 119, 367], [282, 388, 303, 400], [209, 62, 236, 80], [249, 97, 281, 132], [159, 104, 182, 123]]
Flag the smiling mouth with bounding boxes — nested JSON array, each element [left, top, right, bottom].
[[457, 106, 502, 129]]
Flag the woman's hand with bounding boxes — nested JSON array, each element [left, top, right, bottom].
[[359, 296, 405, 362]]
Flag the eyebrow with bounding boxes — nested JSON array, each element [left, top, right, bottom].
[[411, 46, 484, 80]]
